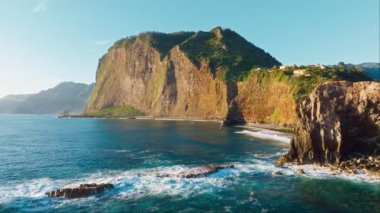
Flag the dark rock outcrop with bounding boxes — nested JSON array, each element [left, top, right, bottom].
[[45, 183, 114, 198], [157, 164, 234, 178], [283, 81, 380, 164]]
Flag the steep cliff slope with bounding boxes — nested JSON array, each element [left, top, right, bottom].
[[86, 27, 281, 120], [225, 71, 297, 125], [283, 81, 380, 164]]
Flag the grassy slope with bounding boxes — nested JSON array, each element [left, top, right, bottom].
[[234, 67, 370, 127], [112, 27, 281, 82], [244, 65, 372, 103], [179, 27, 281, 81], [113, 31, 194, 59]]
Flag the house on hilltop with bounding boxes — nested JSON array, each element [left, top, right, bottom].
[[280, 65, 298, 70], [307, 64, 326, 69], [293, 69, 309, 76]]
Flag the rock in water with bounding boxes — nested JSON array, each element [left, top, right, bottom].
[[284, 81, 380, 164], [45, 183, 114, 198], [295, 169, 305, 174], [157, 164, 235, 178], [179, 164, 235, 178]]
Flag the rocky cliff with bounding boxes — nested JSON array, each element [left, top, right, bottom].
[[86, 27, 286, 121], [283, 81, 380, 164], [225, 72, 297, 125], [85, 27, 372, 128]]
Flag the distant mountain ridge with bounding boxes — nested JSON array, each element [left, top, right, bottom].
[[0, 94, 32, 113], [0, 82, 94, 114], [357, 62, 380, 80]]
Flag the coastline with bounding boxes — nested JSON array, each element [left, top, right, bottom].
[[1, 115, 378, 212], [59, 114, 295, 135], [58, 114, 380, 179], [58, 114, 224, 123]]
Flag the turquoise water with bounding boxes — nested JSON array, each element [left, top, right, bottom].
[[0, 115, 379, 212]]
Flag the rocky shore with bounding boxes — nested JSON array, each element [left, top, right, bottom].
[[328, 155, 380, 176]]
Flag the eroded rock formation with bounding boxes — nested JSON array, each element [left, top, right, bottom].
[[283, 81, 380, 164]]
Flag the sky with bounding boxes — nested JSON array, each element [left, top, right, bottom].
[[0, 0, 379, 97]]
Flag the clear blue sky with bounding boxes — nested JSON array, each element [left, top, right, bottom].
[[0, 0, 379, 97]]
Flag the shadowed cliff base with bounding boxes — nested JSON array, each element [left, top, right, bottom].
[[223, 81, 245, 125], [223, 100, 246, 125]]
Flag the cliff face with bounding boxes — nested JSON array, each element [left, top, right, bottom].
[[86, 28, 286, 121], [225, 73, 297, 125], [86, 36, 230, 119], [285, 81, 380, 164]]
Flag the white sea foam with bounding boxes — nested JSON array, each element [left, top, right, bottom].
[[102, 149, 132, 154], [1, 160, 378, 207], [235, 129, 291, 143], [252, 151, 287, 159], [0, 165, 236, 205], [284, 164, 380, 183]]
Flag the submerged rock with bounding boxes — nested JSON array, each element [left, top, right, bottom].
[[295, 169, 305, 174], [157, 164, 234, 178], [45, 183, 114, 198]]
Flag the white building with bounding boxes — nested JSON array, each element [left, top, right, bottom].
[[293, 69, 306, 76]]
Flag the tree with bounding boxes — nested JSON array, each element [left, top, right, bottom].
[[337, 62, 345, 72]]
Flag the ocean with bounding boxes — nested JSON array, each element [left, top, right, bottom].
[[0, 115, 378, 212]]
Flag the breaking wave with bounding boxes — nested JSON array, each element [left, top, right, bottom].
[[1, 159, 378, 210], [235, 129, 292, 143]]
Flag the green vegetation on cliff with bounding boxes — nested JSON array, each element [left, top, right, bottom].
[[179, 27, 281, 81], [111, 27, 281, 82], [85, 105, 144, 117], [244, 63, 371, 103], [224, 62, 372, 125], [113, 32, 194, 59]]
